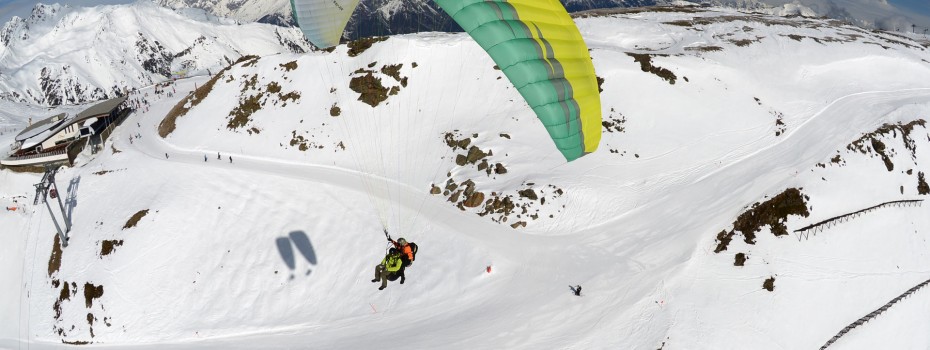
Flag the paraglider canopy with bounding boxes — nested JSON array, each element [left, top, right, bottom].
[[290, 0, 361, 48], [289, 0, 602, 161]]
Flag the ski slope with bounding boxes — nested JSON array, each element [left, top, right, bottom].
[[2, 6, 930, 349]]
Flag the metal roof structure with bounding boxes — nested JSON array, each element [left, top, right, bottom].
[[14, 96, 128, 143], [15, 113, 66, 142]]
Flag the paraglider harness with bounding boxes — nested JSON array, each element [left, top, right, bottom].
[[384, 229, 417, 264]]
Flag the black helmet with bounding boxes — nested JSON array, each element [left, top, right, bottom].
[[397, 238, 407, 245], [389, 248, 398, 254]]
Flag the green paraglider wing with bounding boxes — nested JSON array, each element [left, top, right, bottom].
[[434, 0, 602, 161], [290, 0, 361, 48]]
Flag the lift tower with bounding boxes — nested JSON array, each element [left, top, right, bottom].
[[34, 166, 71, 247]]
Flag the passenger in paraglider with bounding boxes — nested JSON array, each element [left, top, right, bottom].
[[372, 248, 404, 290], [389, 237, 415, 283]]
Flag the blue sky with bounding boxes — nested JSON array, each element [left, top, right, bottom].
[[890, 0, 930, 17]]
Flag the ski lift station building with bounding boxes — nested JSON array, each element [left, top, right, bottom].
[[1, 96, 129, 167]]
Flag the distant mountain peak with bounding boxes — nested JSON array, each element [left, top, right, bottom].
[[0, 2, 311, 106]]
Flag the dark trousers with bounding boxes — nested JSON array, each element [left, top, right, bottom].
[[375, 265, 404, 288]]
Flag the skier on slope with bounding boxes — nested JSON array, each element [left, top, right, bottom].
[[372, 248, 404, 290]]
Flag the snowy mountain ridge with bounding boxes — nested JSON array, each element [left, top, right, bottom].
[[0, 1, 311, 106], [147, 0, 928, 33], [0, 0, 918, 108]]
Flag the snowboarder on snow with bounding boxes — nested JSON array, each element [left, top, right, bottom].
[[372, 248, 404, 290]]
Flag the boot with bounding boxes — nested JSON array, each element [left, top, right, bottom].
[[371, 279, 378, 283], [400, 276, 405, 284], [378, 286, 385, 290]]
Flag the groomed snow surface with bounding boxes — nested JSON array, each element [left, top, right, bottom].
[[3, 7, 930, 350]]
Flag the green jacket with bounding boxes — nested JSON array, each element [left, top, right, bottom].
[[381, 253, 403, 272]]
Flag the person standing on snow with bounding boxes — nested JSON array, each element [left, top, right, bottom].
[[372, 248, 404, 290]]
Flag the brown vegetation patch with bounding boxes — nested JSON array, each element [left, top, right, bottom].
[[763, 277, 775, 291], [123, 209, 149, 230], [330, 104, 341, 117], [774, 111, 786, 136], [279, 92, 301, 104], [847, 120, 927, 172], [350, 72, 389, 107], [596, 76, 605, 93], [242, 56, 260, 67], [266, 81, 281, 94], [100, 240, 124, 257], [48, 234, 63, 277], [731, 37, 766, 46], [714, 188, 810, 252], [918, 172, 929, 195], [434, 177, 564, 227], [457, 146, 488, 166], [53, 280, 70, 320], [228, 94, 263, 130], [518, 189, 538, 200], [433, 131, 564, 226], [463, 192, 485, 208], [83, 283, 104, 308], [685, 45, 723, 52], [241, 74, 259, 92], [349, 64, 407, 106], [663, 20, 699, 27], [159, 55, 258, 137], [289, 131, 324, 151], [444, 132, 472, 150], [602, 110, 627, 133], [347, 37, 388, 57], [381, 64, 403, 82], [444, 132, 509, 176], [87, 313, 95, 338], [279, 61, 298, 72], [734, 253, 747, 266], [468, 148, 505, 174], [627, 53, 677, 84]]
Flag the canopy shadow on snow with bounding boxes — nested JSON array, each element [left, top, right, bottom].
[[288, 231, 317, 265], [274, 231, 317, 274], [275, 237, 295, 270]]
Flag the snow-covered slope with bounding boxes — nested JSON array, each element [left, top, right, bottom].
[[0, 2, 311, 106], [2, 6, 930, 350]]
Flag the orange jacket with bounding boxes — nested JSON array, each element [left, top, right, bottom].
[[392, 241, 414, 261]]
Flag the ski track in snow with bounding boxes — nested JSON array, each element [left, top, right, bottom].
[[97, 75, 930, 349]]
